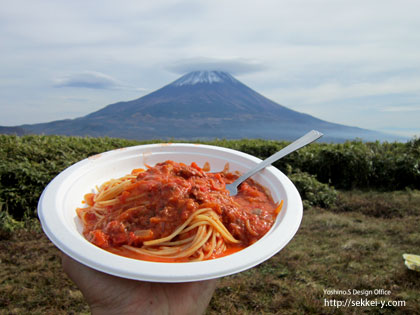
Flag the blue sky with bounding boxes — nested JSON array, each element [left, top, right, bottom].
[[1, 0, 419, 138]]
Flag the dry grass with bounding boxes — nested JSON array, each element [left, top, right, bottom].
[[0, 229, 90, 315], [1, 190, 419, 314]]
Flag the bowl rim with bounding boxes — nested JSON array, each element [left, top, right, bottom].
[[38, 142, 303, 282]]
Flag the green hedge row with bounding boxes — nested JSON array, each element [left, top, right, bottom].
[[0, 135, 143, 220], [208, 138, 420, 190], [1, 134, 419, 222]]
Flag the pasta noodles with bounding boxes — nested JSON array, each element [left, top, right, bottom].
[[77, 160, 282, 262]]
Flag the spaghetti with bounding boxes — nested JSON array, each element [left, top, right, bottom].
[[77, 160, 282, 262]]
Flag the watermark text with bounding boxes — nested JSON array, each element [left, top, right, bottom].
[[322, 288, 406, 309]]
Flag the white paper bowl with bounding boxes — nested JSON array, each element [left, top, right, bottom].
[[38, 143, 302, 282]]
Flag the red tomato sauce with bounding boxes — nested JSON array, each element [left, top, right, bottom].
[[77, 160, 281, 262]]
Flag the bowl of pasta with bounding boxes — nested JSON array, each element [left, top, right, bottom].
[[38, 143, 303, 282]]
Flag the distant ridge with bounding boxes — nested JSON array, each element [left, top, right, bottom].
[[0, 126, 26, 136], [2, 70, 406, 142]]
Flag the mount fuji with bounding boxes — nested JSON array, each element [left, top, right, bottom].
[[4, 71, 403, 142]]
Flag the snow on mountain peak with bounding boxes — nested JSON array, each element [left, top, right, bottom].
[[172, 70, 238, 86]]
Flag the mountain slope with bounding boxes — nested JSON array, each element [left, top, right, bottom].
[[10, 71, 404, 142], [86, 71, 305, 120]]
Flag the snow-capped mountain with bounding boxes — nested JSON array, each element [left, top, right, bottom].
[[172, 70, 239, 86], [10, 70, 402, 142]]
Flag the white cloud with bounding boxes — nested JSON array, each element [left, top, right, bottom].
[[53, 71, 120, 89], [381, 105, 420, 113], [53, 71, 145, 91], [166, 57, 266, 75], [270, 76, 420, 106]]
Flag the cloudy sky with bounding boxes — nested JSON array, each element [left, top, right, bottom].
[[1, 0, 419, 138]]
